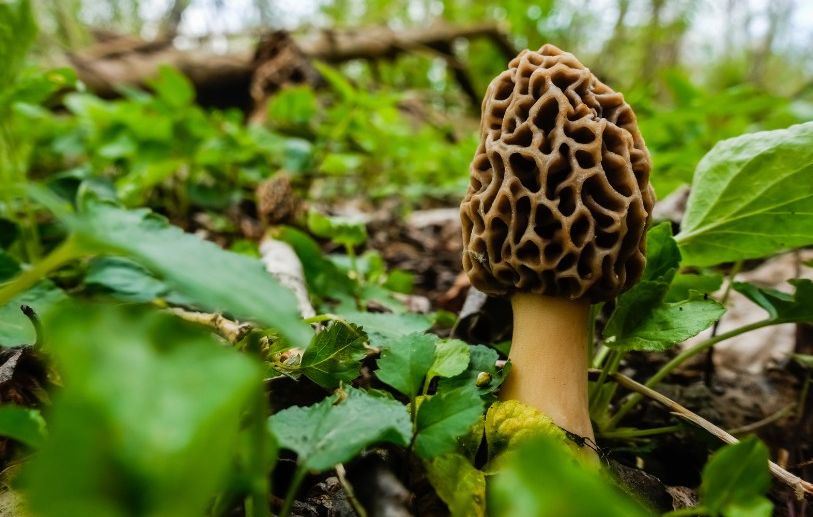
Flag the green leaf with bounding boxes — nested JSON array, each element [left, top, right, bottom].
[[0, 281, 66, 347], [84, 256, 170, 303], [274, 226, 357, 299], [300, 321, 367, 389], [677, 122, 813, 267], [66, 200, 312, 347], [22, 303, 262, 517], [415, 387, 484, 458], [147, 66, 195, 108], [604, 223, 722, 351], [665, 271, 724, 302], [0, 249, 21, 282], [438, 345, 508, 397], [307, 209, 367, 248], [0, 0, 36, 88], [700, 436, 773, 517], [0, 405, 45, 448], [267, 86, 317, 128], [269, 387, 410, 471], [424, 453, 485, 517], [427, 339, 470, 382], [490, 435, 650, 517], [792, 353, 813, 369], [375, 333, 436, 399], [606, 293, 725, 352], [341, 311, 432, 347], [733, 279, 813, 323]]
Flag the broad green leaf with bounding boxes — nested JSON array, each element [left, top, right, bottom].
[[0, 405, 45, 448], [427, 339, 470, 382], [484, 400, 565, 460], [677, 122, 813, 267], [147, 66, 195, 108], [269, 387, 410, 471], [438, 344, 508, 397], [84, 256, 170, 303], [415, 387, 484, 458], [700, 436, 773, 517], [300, 321, 367, 389], [307, 210, 367, 248], [375, 333, 436, 399], [606, 223, 724, 351], [341, 311, 432, 347], [66, 200, 312, 347], [490, 435, 650, 517], [22, 303, 262, 517], [0, 281, 66, 347], [665, 271, 724, 302], [424, 453, 485, 517], [605, 293, 725, 352], [733, 279, 813, 323]]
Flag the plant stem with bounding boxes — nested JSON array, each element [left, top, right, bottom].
[[0, 237, 81, 306], [246, 390, 270, 517], [279, 465, 307, 517], [605, 319, 774, 430], [599, 425, 682, 439], [589, 349, 621, 405]]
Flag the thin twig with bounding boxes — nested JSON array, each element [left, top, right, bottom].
[[589, 369, 813, 499], [728, 403, 796, 435], [167, 307, 251, 344], [336, 464, 367, 517]]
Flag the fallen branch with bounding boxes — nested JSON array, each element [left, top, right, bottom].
[[588, 369, 813, 499], [68, 23, 516, 109]]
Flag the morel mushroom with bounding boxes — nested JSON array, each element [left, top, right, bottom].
[[460, 44, 654, 449]]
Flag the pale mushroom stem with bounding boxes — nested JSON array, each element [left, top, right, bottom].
[[502, 292, 596, 454]]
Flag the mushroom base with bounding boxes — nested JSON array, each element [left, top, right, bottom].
[[502, 292, 596, 453]]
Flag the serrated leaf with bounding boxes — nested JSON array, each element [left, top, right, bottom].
[[700, 436, 773, 517], [0, 281, 66, 347], [375, 333, 436, 399], [427, 339, 470, 382], [22, 303, 262, 517], [343, 311, 432, 347], [438, 344, 508, 397], [269, 387, 410, 471], [733, 279, 813, 323], [0, 405, 45, 448], [300, 321, 367, 389], [677, 122, 813, 267], [484, 400, 565, 460], [63, 200, 312, 347], [490, 435, 650, 517], [424, 453, 485, 517], [415, 387, 484, 458], [606, 293, 725, 352]]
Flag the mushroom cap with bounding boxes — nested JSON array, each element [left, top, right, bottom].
[[460, 44, 654, 303]]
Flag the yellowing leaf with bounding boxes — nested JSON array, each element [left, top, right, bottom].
[[485, 400, 565, 459], [424, 453, 485, 517]]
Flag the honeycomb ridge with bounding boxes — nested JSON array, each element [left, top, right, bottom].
[[460, 44, 654, 302]]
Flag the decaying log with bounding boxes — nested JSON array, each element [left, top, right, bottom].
[[68, 23, 516, 110]]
